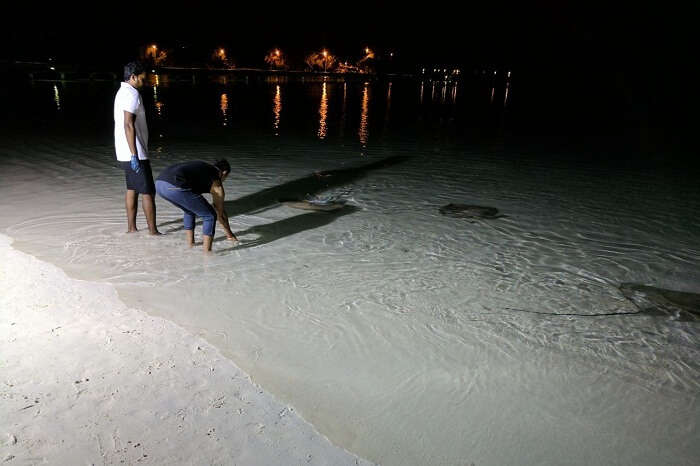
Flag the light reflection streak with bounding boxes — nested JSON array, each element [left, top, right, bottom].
[[220, 93, 229, 127], [359, 82, 369, 149], [53, 85, 61, 110], [420, 81, 424, 104], [385, 82, 392, 121], [273, 85, 282, 135], [340, 82, 347, 137], [317, 82, 328, 139]]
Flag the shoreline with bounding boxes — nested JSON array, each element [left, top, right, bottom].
[[0, 233, 372, 465]]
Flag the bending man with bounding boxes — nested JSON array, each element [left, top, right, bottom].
[[155, 159, 238, 252]]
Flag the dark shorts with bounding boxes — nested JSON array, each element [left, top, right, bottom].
[[119, 159, 155, 194]]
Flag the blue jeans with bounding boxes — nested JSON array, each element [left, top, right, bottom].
[[155, 180, 217, 236]]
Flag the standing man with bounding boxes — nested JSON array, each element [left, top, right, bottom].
[[155, 159, 238, 253], [114, 61, 160, 235]]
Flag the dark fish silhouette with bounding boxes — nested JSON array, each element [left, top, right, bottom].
[[439, 204, 501, 219], [279, 198, 347, 212]]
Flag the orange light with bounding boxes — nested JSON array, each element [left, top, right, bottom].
[[323, 50, 328, 57], [275, 49, 280, 56]]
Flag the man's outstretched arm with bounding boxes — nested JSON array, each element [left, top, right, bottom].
[[211, 182, 237, 241]]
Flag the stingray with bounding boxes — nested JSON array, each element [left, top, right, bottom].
[[618, 283, 700, 320], [439, 204, 502, 219], [279, 197, 347, 212], [507, 284, 700, 321]]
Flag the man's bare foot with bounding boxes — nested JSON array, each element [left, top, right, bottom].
[[149, 230, 163, 236], [126, 228, 138, 233]]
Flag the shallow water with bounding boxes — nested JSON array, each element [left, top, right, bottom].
[[1, 76, 699, 465]]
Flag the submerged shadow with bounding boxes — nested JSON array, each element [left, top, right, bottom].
[[223, 155, 410, 216], [216, 205, 360, 252], [157, 218, 183, 228]]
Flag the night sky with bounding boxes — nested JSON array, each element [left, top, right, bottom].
[[2, 3, 690, 71]]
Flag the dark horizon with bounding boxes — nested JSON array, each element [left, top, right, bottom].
[[2, 4, 691, 72]]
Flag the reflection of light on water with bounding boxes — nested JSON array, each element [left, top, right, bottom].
[[451, 82, 458, 105], [53, 85, 61, 110], [441, 82, 447, 103], [317, 82, 328, 140], [504, 82, 510, 106], [431, 81, 436, 101], [385, 82, 392, 121], [220, 93, 229, 127], [273, 85, 282, 135], [340, 82, 347, 137], [420, 81, 424, 104], [152, 74, 159, 101], [359, 82, 370, 149], [152, 74, 163, 117], [490, 86, 495, 103]]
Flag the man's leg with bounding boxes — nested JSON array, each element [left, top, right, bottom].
[[183, 211, 196, 247], [203, 234, 213, 252], [125, 190, 138, 233], [177, 192, 216, 253], [141, 194, 161, 235]]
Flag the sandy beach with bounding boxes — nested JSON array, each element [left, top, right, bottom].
[[0, 234, 370, 465]]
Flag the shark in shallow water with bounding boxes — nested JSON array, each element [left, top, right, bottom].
[[278, 197, 347, 212], [438, 204, 502, 219]]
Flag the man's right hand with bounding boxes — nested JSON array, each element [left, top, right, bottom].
[[130, 155, 141, 174]]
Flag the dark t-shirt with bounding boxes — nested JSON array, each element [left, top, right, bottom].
[[157, 161, 220, 194]]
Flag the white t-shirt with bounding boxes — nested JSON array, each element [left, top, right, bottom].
[[114, 82, 149, 161]]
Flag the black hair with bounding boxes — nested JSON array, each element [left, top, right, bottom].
[[214, 159, 231, 174], [123, 61, 146, 81]]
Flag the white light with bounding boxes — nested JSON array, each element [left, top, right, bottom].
[[50, 67, 55, 71]]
